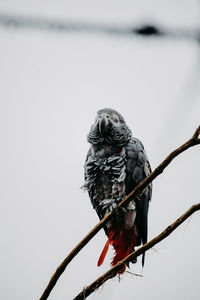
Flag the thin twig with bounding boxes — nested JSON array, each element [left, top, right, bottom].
[[74, 203, 200, 300], [39, 126, 200, 300]]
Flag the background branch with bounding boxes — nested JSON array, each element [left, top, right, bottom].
[[39, 126, 200, 300], [0, 13, 199, 43], [74, 203, 200, 300]]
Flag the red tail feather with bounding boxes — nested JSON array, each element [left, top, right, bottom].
[[111, 228, 136, 273], [97, 239, 110, 266], [97, 227, 136, 273], [97, 230, 115, 266]]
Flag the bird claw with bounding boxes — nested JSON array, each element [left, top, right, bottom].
[[99, 199, 126, 221], [127, 256, 137, 268]]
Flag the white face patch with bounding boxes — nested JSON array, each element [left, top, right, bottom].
[[110, 113, 120, 124]]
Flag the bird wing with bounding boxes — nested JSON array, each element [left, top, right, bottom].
[[125, 137, 152, 250]]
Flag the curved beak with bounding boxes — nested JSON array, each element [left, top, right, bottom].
[[98, 114, 110, 135]]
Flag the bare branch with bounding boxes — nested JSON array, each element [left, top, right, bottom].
[[74, 203, 200, 300], [39, 126, 200, 300]]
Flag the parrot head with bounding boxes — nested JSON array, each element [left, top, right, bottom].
[[87, 108, 132, 146]]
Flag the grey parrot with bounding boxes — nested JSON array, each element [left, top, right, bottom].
[[84, 108, 152, 273]]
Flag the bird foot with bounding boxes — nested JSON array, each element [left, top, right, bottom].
[[98, 199, 126, 221]]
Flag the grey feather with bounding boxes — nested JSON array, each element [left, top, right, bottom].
[[84, 108, 152, 266]]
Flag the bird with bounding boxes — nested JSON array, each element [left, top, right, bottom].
[[84, 108, 152, 273]]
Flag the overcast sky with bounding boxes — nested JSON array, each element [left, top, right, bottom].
[[0, 1, 200, 300]]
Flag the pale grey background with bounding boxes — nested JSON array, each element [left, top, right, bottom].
[[0, 1, 200, 299]]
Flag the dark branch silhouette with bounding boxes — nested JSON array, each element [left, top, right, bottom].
[[0, 12, 199, 42], [39, 126, 200, 300], [74, 203, 200, 300]]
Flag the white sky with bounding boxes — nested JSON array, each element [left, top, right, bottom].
[[0, 1, 200, 300]]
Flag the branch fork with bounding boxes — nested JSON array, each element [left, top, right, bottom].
[[39, 126, 200, 300]]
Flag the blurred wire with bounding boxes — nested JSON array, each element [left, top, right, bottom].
[[0, 12, 199, 42]]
